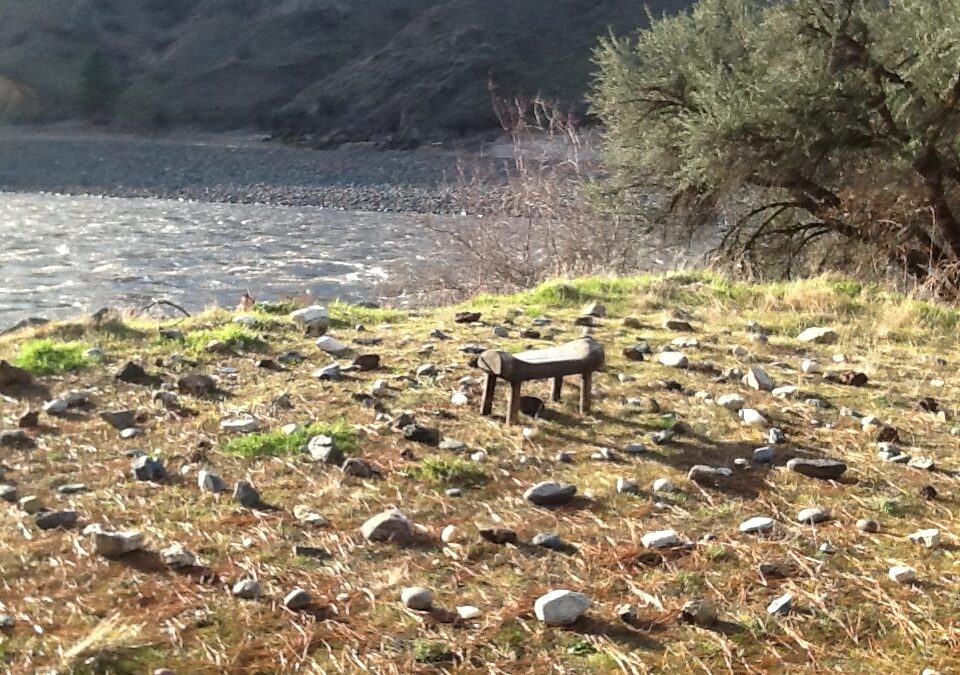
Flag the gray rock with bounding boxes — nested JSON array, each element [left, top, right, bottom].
[[680, 599, 717, 626], [797, 327, 839, 344], [416, 363, 438, 378], [361, 508, 413, 542], [624, 443, 647, 455], [687, 465, 732, 484], [768, 428, 786, 444], [641, 529, 679, 549], [131, 455, 165, 482], [534, 590, 590, 626], [93, 530, 144, 558], [857, 519, 880, 533], [796, 507, 830, 524], [341, 457, 380, 478], [0, 485, 17, 502], [787, 458, 847, 480], [753, 447, 774, 464], [743, 367, 774, 391], [35, 510, 78, 530], [616, 478, 639, 495], [284, 588, 312, 610], [439, 439, 466, 452], [308, 435, 344, 464], [198, 470, 226, 493], [100, 410, 137, 430], [657, 351, 689, 368], [160, 543, 198, 568], [0, 614, 13, 629], [313, 364, 341, 381], [232, 579, 261, 599], [0, 429, 35, 449], [401, 587, 434, 611], [739, 516, 775, 533], [177, 374, 217, 396], [233, 480, 261, 508], [582, 302, 606, 318], [524, 481, 576, 507], [767, 592, 793, 616], [532, 532, 566, 550], [57, 483, 88, 495]]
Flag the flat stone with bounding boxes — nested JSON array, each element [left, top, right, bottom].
[[624, 443, 647, 455], [716, 394, 745, 411], [341, 457, 381, 478], [531, 532, 565, 550], [652, 478, 675, 493], [35, 510, 78, 530], [767, 592, 793, 616], [787, 458, 847, 480], [616, 478, 639, 495], [738, 408, 768, 426], [284, 588, 312, 610], [0, 429, 35, 449], [220, 418, 259, 433], [401, 587, 434, 611], [658, 351, 688, 368], [534, 590, 590, 626], [687, 465, 732, 484], [57, 483, 88, 495], [641, 529, 679, 549], [908, 528, 940, 548], [316, 336, 349, 354], [797, 327, 839, 344], [115, 362, 161, 387], [888, 565, 916, 584], [93, 530, 144, 558], [403, 424, 440, 446], [232, 579, 261, 599], [161, 543, 198, 568], [361, 509, 413, 542], [457, 605, 482, 620], [739, 516, 775, 534], [524, 481, 576, 507], [313, 364, 341, 381], [753, 447, 774, 464], [796, 507, 830, 524], [0, 485, 17, 502]]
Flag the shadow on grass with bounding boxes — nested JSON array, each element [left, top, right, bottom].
[[567, 617, 665, 652]]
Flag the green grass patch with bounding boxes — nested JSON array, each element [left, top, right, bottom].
[[181, 324, 265, 356], [221, 420, 357, 458], [253, 299, 301, 315], [410, 456, 489, 486], [11, 339, 91, 375], [412, 639, 454, 664], [327, 300, 406, 328]]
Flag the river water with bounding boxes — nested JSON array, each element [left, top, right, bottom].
[[0, 191, 441, 325]]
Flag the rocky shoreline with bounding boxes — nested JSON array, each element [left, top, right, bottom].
[[0, 127, 506, 214]]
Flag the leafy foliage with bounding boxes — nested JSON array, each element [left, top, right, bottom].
[[13, 339, 90, 375], [592, 0, 960, 289], [222, 420, 357, 458]]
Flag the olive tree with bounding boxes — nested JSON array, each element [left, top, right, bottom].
[[592, 0, 960, 286]]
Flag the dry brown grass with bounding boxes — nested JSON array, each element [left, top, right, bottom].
[[0, 272, 959, 673]]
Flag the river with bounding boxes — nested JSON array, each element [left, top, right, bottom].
[[0, 191, 442, 325]]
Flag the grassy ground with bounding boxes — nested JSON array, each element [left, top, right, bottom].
[[0, 271, 958, 674]]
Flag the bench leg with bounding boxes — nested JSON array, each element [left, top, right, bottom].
[[580, 372, 592, 415], [506, 381, 522, 426], [480, 373, 497, 416], [551, 376, 563, 402]]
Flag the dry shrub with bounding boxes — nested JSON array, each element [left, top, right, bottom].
[[413, 90, 649, 298]]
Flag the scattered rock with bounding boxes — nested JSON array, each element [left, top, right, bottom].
[[531, 532, 566, 550], [687, 465, 732, 484], [767, 592, 793, 616], [361, 509, 413, 542], [0, 430, 35, 449], [115, 362, 161, 387], [479, 528, 518, 545], [519, 396, 545, 417], [908, 528, 940, 548], [716, 394, 745, 411], [534, 590, 590, 626], [0, 485, 17, 502], [402, 587, 434, 611], [797, 327, 839, 344], [642, 530, 679, 549], [455, 311, 481, 324], [131, 456, 165, 482], [403, 424, 440, 446], [198, 470, 226, 493], [658, 351, 688, 368], [415, 363, 438, 378], [58, 483, 88, 495], [840, 371, 869, 387], [739, 408, 768, 426], [313, 364, 342, 381], [616, 478, 639, 495], [35, 510, 78, 530], [753, 447, 774, 464], [786, 458, 847, 480], [457, 605, 482, 620], [232, 579, 262, 599], [743, 367, 773, 391], [664, 319, 694, 332], [739, 516, 775, 534], [341, 457, 381, 478], [0, 360, 33, 389], [888, 565, 916, 584], [290, 306, 329, 335], [796, 507, 830, 524], [284, 588, 312, 610], [524, 481, 576, 507], [800, 359, 820, 374], [352, 354, 380, 371], [232, 480, 261, 508], [316, 335, 349, 354], [652, 478, 675, 493], [308, 435, 344, 464], [679, 599, 717, 626], [178, 374, 217, 396], [857, 519, 880, 533], [93, 530, 144, 558], [161, 543, 198, 568]]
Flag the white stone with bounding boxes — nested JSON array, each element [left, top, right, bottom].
[[315, 336, 349, 354], [641, 529, 679, 549], [161, 543, 198, 568], [361, 509, 413, 542], [457, 605, 482, 620], [796, 507, 830, 524], [797, 327, 839, 344], [908, 528, 940, 548], [739, 408, 768, 426], [767, 592, 793, 615], [232, 579, 261, 599], [658, 351, 688, 368], [43, 399, 69, 415], [801, 359, 820, 374], [401, 587, 434, 611], [291, 306, 328, 327], [450, 392, 469, 406], [652, 478, 675, 493], [371, 379, 390, 397], [772, 385, 799, 399], [888, 565, 916, 583], [534, 590, 590, 626], [739, 516, 775, 534], [716, 394, 745, 411], [441, 525, 461, 543]]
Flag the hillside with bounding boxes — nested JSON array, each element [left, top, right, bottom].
[[0, 0, 692, 142], [0, 273, 958, 672]]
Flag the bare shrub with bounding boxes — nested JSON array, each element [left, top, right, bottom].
[[409, 88, 649, 299]]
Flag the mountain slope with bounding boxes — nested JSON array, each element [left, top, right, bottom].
[[0, 0, 693, 140]]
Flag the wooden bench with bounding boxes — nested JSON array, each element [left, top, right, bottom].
[[477, 337, 605, 425]]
